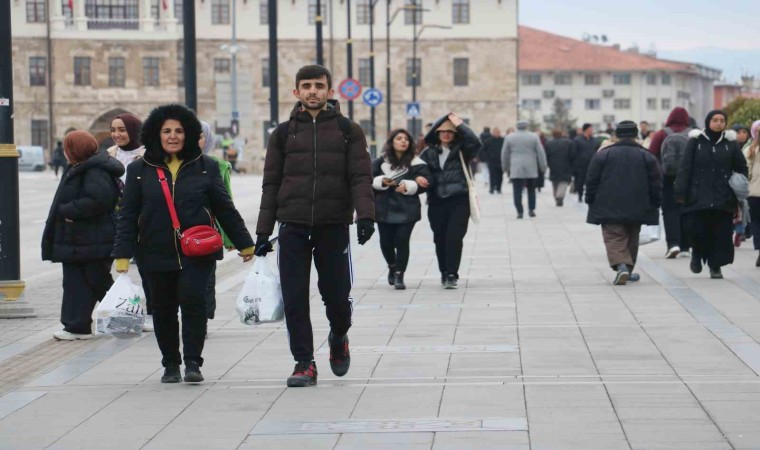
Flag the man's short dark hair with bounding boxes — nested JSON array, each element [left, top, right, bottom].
[[295, 65, 332, 89], [640, 121, 649, 125], [582, 123, 593, 132]]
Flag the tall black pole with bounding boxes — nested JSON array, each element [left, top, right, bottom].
[[411, 0, 418, 139], [386, 0, 391, 135], [268, 0, 279, 128], [183, 0, 197, 111], [315, 0, 324, 65], [369, 1, 376, 157], [346, 0, 354, 120]]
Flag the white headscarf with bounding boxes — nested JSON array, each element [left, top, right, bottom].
[[200, 121, 217, 155]]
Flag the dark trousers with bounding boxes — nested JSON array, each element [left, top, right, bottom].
[[137, 265, 153, 315], [601, 224, 641, 270], [205, 261, 217, 320], [61, 260, 113, 334], [378, 222, 416, 272], [143, 261, 214, 367], [488, 163, 503, 193], [576, 179, 585, 202], [748, 197, 760, 250], [683, 209, 734, 269], [661, 175, 687, 250], [512, 178, 536, 214], [428, 196, 470, 278], [279, 223, 353, 362]]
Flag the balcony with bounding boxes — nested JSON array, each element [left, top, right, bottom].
[[87, 18, 140, 30]]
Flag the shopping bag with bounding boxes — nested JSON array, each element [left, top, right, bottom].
[[639, 224, 661, 246], [96, 274, 145, 335], [236, 256, 284, 325], [459, 151, 480, 224]]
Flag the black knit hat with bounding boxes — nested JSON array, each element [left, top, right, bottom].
[[615, 120, 638, 138]]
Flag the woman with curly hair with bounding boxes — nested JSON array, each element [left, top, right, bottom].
[[112, 104, 254, 383], [372, 129, 431, 289]]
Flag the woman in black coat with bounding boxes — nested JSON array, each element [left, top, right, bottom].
[[112, 104, 254, 384], [675, 110, 748, 279], [372, 129, 431, 290], [51, 141, 66, 178], [42, 131, 124, 341]]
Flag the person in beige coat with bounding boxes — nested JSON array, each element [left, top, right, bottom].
[[744, 120, 760, 266]]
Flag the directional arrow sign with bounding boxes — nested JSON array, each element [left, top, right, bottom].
[[362, 88, 383, 107]]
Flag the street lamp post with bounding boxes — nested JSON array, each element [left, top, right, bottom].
[[183, 0, 197, 111], [368, 0, 377, 157], [268, 0, 279, 129], [346, 0, 354, 120], [316, 0, 324, 65], [411, 21, 451, 139]]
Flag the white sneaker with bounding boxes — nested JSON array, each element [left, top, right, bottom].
[[53, 330, 94, 341], [142, 315, 154, 332], [665, 246, 681, 259]]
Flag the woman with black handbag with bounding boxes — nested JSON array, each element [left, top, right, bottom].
[[112, 104, 254, 383]]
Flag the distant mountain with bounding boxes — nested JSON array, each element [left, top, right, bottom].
[[658, 48, 760, 83]]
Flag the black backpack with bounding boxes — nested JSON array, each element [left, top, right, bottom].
[[660, 127, 690, 176], [274, 116, 354, 149]]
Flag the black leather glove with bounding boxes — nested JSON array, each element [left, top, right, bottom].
[[356, 219, 375, 245], [254, 235, 274, 257]]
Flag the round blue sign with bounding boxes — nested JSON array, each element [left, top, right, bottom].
[[362, 88, 383, 107]]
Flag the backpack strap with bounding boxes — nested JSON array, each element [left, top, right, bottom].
[[276, 116, 354, 148], [337, 116, 354, 144]]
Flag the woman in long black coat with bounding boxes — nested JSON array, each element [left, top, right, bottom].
[[675, 110, 747, 278], [42, 131, 124, 341]]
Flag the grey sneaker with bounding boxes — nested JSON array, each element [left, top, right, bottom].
[[444, 274, 458, 289], [613, 264, 630, 286]]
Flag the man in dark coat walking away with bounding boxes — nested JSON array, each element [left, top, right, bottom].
[[585, 121, 662, 286], [573, 123, 599, 202], [545, 129, 575, 206], [480, 127, 504, 193]]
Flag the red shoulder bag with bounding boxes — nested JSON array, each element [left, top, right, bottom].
[[156, 167, 223, 257]]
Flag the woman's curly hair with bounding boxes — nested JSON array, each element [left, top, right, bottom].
[[140, 103, 202, 162], [382, 129, 416, 170]]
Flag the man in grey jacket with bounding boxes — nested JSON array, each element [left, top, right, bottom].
[[502, 121, 548, 218]]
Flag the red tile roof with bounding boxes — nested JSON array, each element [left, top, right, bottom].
[[519, 26, 694, 73]]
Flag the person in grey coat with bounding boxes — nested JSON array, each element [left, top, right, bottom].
[[501, 121, 547, 218]]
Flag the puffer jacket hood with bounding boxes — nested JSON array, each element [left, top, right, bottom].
[[140, 103, 203, 166], [425, 114, 464, 147], [72, 150, 125, 179], [665, 107, 690, 128]]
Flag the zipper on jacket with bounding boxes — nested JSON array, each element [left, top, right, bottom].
[[311, 117, 317, 228]]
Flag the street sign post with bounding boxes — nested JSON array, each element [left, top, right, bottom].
[[362, 88, 383, 107], [338, 78, 362, 101], [406, 102, 421, 118]]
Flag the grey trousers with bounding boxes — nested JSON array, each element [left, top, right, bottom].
[[601, 224, 641, 270]]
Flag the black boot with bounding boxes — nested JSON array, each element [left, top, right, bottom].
[[387, 265, 396, 286], [756, 251, 760, 268], [690, 253, 703, 274], [184, 361, 204, 383], [161, 366, 181, 383], [394, 272, 406, 290]]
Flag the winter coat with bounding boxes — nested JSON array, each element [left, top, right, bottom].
[[674, 129, 748, 214], [256, 100, 374, 236], [744, 145, 760, 198], [52, 144, 66, 167], [648, 107, 690, 159], [371, 156, 431, 224], [585, 139, 661, 225], [112, 142, 254, 272], [41, 151, 124, 262], [419, 116, 481, 203], [573, 135, 599, 182], [545, 137, 575, 182], [480, 136, 504, 167], [501, 130, 547, 179]]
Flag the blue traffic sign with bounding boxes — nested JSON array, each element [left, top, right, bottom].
[[362, 88, 383, 107], [406, 102, 421, 118]]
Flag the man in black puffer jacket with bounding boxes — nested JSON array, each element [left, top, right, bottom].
[[585, 121, 662, 286]]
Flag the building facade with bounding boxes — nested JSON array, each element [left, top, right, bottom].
[[10, 0, 518, 169], [518, 27, 721, 133]]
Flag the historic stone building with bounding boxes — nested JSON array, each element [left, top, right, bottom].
[[10, 0, 518, 169]]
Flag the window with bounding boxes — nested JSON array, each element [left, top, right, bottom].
[[259, 0, 269, 24], [585, 99, 600, 110], [26, 0, 46, 22], [62, 0, 74, 25], [360, 120, 373, 136], [661, 74, 672, 85], [542, 90, 555, 99], [177, 41, 184, 87], [521, 99, 541, 111], [31, 120, 48, 148], [261, 58, 271, 87], [554, 73, 572, 85], [661, 98, 672, 109], [175, 0, 183, 24], [108, 57, 126, 87], [85, 0, 139, 29], [677, 91, 691, 100], [562, 99, 572, 109], [308, 0, 327, 25], [211, 0, 230, 25], [214, 58, 231, 74], [358, 58, 371, 87], [453, 58, 468, 86], [613, 73, 631, 85], [356, 0, 373, 25], [406, 58, 421, 87], [603, 114, 616, 124], [647, 98, 657, 110], [584, 74, 601, 85], [521, 74, 541, 86], [613, 99, 631, 110], [74, 57, 91, 86], [646, 73, 657, 85], [602, 89, 615, 98], [452, 0, 470, 24], [404, 0, 422, 25], [143, 57, 160, 87], [151, 0, 160, 23], [29, 57, 46, 86]]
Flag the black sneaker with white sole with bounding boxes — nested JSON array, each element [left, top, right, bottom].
[[161, 366, 181, 383], [287, 361, 318, 387], [183, 362, 204, 383], [444, 274, 458, 289]]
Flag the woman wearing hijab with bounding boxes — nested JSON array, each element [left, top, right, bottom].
[[112, 104, 254, 383], [42, 131, 124, 340], [743, 120, 760, 266], [675, 110, 747, 279]]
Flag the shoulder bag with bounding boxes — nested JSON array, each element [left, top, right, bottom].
[[458, 151, 481, 224]]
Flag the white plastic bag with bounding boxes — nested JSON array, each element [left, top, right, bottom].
[[236, 256, 284, 325], [639, 224, 661, 246], [96, 274, 146, 335]]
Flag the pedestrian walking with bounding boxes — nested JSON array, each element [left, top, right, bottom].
[[743, 120, 760, 266], [545, 129, 575, 206], [51, 141, 66, 178], [372, 129, 431, 290], [675, 110, 747, 279], [480, 127, 504, 193], [585, 121, 662, 285], [734, 124, 751, 151], [573, 123, 599, 202], [648, 107, 692, 259], [501, 120, 547, 218], [420, 113, 481, 288], [42, 131, 124, 340], [112, 103, 254, 383], [254, 65, 375, 387]]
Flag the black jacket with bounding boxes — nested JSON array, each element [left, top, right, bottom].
[[545, 137, 575, 182], [674, 129, 747, 214], [419, 116, 481, 203], [480, 136, 504, 167], [42, 152, 124, 262], [585, 140, 662, 226], [372, 156, 431, 224], [573, 135, 599, 181], [112, 145, 253, 272]]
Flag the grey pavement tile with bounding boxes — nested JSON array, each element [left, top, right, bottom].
[[350, 386, 444, 419], [630, 443, 732, 450], [337, 432, 433, 445], [238, 434, 340, 450], [438, 385, 525, 418], [432, 431, 529, 450], [529, 434, 630, 450]]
